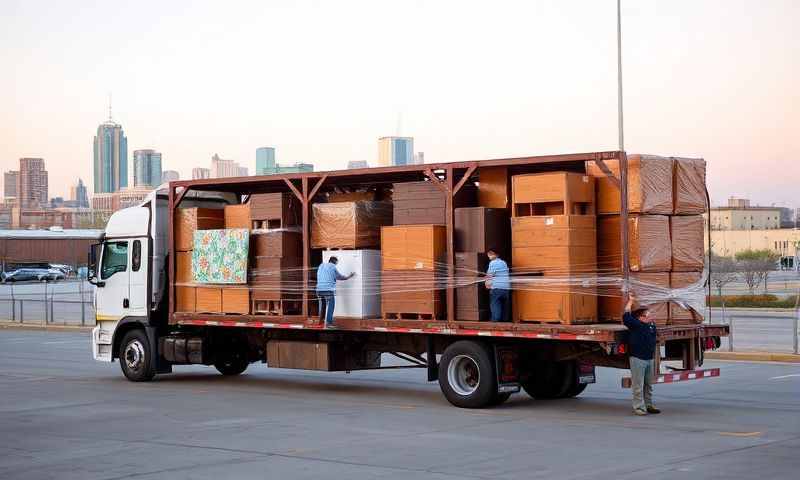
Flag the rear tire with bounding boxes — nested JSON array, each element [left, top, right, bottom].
[[438, 340, 497, 408], [119, 330, 156, 382], [214, 353, 249, 376]]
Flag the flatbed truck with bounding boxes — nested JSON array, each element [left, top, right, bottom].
[[90, 150, 728, 408]]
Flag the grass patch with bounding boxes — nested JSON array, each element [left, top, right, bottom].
[[708, 294, 798, 308]]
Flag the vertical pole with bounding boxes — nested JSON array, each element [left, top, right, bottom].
[[80, 279, 85, 326], [50, 287, 55, 324], [728, 316, 734, 352], [794, 310, 798, 355], [446, 167, 455, 323], [10, 283, 15, 322], [619, 153, 631, 296], [44, 281, 49, 324], [301, 178, 309, 319], [617, 0, 625, 151]]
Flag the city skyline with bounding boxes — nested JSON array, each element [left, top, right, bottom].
[[1, 1, 798, 204]]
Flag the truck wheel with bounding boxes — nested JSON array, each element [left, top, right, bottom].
[[438, 340, 497, 408], [563, 381, 587, 398], [491, 392, 512, 406], [521, 361, 573, 399], [214, 353, 249, 376], [119, 330, 156, 382]]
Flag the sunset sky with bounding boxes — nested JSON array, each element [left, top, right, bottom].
[[1, 0, 797, 206]]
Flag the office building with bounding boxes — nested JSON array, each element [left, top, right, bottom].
[[4, 171, 18, 198], [347, 160, 368, 169], [709, 197, 781, 231], [414, 152, 425, 165], [132, 149, 162, 187], [256, 147, 276, 175], [17, 157, 48, 208], [93, 116, 128, 193], [210, 154, 240, 178], [378, 136, 414, 167], [161, 170, 180, 183], [192, 167, 211, 179], [69, 178, 90, 208], [237, 166, 249, 177]]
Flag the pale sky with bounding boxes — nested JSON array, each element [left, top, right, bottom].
[[1, 0, 797, 206]]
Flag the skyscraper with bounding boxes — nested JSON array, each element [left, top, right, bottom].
[[132, 149, 163, 187], [70, 178, 90, 208], [256, 147, 276, 175], [192, 167, 211, 180], [378, 137, 414, 167], [413, 152, 425, 165], [210, 154, 243, 178], [161, 170, 180, 183], [347, 160, 369, 169], [93, 113, 128, 193], [17, 157, 48, 207], [4, 171, 18, 198]]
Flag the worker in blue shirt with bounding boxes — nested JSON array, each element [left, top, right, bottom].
[[623, 295, 661, 416], [316, 257, 354, 328], [485, 247, 510, 322]]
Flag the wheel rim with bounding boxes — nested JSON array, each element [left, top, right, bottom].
[[447, 354, 480, 396], [124, 340, 145, 371]]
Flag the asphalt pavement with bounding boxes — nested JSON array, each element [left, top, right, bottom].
[[0, 330, 798, 480]]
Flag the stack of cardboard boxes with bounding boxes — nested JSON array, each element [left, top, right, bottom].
[[587, 154, 707, 325], [175, 208, 225, 313], [453, 207, 509, 321], [250, 229, 303, 315], [511, 172, 598, 324]]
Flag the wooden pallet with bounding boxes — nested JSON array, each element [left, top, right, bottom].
[[251, 218, 287, 230], [252, 299, 302, 316], [382, 312, 441, 321]]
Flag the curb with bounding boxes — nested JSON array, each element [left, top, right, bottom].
[[0, 322, 94, 333], [705, 351, 800, 363]]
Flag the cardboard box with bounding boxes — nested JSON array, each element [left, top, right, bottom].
[[477, 166, 510, 209], [251, 230, 302, 259], [513, 288, 597, 324], [176, 251, 193, 284], [454, 207, 509, 254], [251, 256, 302, 301], [192, 229, 250, 284], [673, 157, 707, 215], [670, 271, 704, 324], [598, 272, 670, 325], [585, 154, 674, 215], [224, 204, 251, 229], [512, 172, 595, 216], [311, 201, 393, 249], [176, 286, 196, 312], [196, 287, 222, 313], [511, 216, 596, 274], [381, 270, 445, 319], [175, 208, 224, 252], [597, 215, 672, 272], [670, 215, 705, 271], [393, 181, 475, 225], [381, 225, 447, 271], [222, 287, 250, 314], [250, 192, 300, 228]]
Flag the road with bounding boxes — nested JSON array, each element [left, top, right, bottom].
[[0, 330, 798, 480]]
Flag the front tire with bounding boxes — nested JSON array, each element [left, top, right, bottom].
[[438, 341, 497, 408], [119, 330, 156, 382]]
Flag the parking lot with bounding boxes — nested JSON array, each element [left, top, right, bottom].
[[0, 329, 798, 480]]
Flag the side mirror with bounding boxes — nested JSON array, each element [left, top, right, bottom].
[[88, 243, 102, 286]]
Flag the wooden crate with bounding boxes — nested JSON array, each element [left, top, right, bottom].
[[513, 288, 597, 324], [222, 287, 250, 314], [250, 230, 302, 259], [381, 225, 447, 271], [381, 270, 445, 320], [454, 207, 509, 254], [670, 215, 705, 271], [176, 286, 196, 313], [477, 166, 510, 209], [673, 157, 707, 215], [511, 215, 596, 274], [195, 287, 222, 313], [597, 215, 671, 272], [512, 172, 595, 216], [224, 204, 251, 229], [311, 201, 393, 249], [250, 192, 299, 228]]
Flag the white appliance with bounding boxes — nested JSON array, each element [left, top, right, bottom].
[[322, 249, 381, 319]]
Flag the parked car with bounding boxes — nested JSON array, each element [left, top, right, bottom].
[[1, 268, 65, 283], [49, 264, 74, 276]]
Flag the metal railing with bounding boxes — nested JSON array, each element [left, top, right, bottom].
[[706, 306, 799, 354], [0, 279, 95, 327]]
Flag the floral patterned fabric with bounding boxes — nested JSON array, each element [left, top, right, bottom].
[[192, 229, 249, 284]]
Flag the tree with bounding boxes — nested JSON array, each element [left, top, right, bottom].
[[710, 254, 738, 297], [735, 249, 780, 294]]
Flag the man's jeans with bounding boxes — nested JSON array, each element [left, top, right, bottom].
[[317, 291, 335, 325], [630, 356, 655, 411], [489, 289, 510, 322]]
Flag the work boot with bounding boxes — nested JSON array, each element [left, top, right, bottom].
[[646, 406, 661, 414], [633, 409, 648, 416]]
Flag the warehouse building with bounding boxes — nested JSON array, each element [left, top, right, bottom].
[[0, 228, 103, 271]]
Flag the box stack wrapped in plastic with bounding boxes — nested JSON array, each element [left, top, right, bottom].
[[191, 228, 250, 314], [453, 207, 509, 321], [510, 172, 598, 324], [174, 208, 225, 313], [311, 201, 393, 249], [380, 225, 447, 320], [587, 155, 707, 324], [250, 229, 303, 315]]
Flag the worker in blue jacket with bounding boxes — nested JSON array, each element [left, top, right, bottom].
[[623, 295, 661, 416], [316, 257, 354, 328], [485, 247, 510, 322]]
